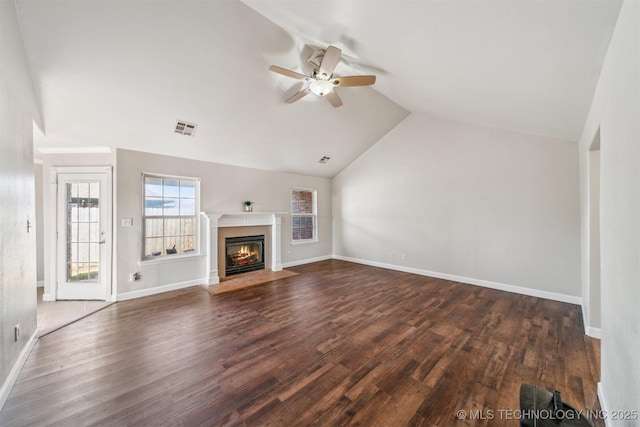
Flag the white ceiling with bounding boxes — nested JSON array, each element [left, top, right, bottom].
[[17, 0, 621, 178]]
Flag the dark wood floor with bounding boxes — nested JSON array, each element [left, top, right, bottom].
[[1, 260, 601, 426]]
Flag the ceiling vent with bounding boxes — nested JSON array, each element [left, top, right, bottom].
[[175, 120, 197, 136], [319, 156, 331, 164]]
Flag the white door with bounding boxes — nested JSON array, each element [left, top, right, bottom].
[[56, 169, 112, 300]]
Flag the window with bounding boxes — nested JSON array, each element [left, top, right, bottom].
[[291, 188, 317, 242], [143, 174, 200, 259]]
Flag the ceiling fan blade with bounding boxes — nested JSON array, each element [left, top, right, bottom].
[[269, 65, 310, 81], [286, 88, 311, 104], [325, 91, 343, 108], [318, 46, 341, 78], [330, 75, 376, 87]]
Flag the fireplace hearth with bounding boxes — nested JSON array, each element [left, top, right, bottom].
[[225, 235, 265, 276]]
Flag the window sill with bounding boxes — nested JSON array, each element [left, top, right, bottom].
[[291, 239, 319, 246], [138, 252, 203, 266]]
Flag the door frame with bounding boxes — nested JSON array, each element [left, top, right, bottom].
[[52, 166, 113, 301], [585, 129, 602, 338]]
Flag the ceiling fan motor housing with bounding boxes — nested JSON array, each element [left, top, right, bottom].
[[307, 49, 326, 68]]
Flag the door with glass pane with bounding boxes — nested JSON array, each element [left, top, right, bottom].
[[56, 171, 112, 300]]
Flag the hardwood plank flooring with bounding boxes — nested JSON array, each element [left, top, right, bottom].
[[0, 260, 601, 426]]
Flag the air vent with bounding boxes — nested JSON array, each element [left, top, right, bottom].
[[319, 156, 331, 164], [175, 120, 197, 136]]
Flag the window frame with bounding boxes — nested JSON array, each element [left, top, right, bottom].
[[291, 187, 318, 244], [141, 173, 201, 262]]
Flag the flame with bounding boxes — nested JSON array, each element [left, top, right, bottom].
[[227, 243, 261, 267]]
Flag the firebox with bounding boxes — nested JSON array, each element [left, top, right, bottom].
[[225, 235, 265, 276]]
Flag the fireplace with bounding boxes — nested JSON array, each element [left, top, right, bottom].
[[225, 235, 265, 276], [205, 212, 284, 285]]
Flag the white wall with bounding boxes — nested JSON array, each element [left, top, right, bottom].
[[333, 113, 581, 301], [578, 1, 639, 422], [115, 149, 332, 297], [0, 0, 41, 407]]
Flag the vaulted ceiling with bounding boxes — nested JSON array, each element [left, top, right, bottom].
[[17, 0, 622, 178]]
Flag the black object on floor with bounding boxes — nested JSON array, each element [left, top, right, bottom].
[[520, 384, 594, 427]]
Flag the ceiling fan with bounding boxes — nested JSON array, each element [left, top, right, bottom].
[[269, 46, 376, 108]]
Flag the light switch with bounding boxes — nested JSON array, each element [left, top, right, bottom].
[[122, 218, 133, 227]]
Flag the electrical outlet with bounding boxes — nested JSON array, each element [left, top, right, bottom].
[[401, 253, 407, 260], [390, 252, 395, 259], [14, 324, 20, 341]]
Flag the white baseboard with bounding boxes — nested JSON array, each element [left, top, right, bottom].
[[37, 280, 44, 288], [333, 255, 583, 305], [282, 255, 333, 268], [597, 382, 612, 427], [581, 302, 602, 338], [114, 255, 333, 301], [586, 326, 601, 339], [42, 293, 55, 302], [111, 254, 581, 306], [115, 278, 206, 301], [0, 329, 38, 412]]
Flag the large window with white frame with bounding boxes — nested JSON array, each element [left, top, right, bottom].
[[291, 188, 317, 242], [143, 174, 200, 259]]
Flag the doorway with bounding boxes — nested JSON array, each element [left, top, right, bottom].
[[55, 167, 112, 301]]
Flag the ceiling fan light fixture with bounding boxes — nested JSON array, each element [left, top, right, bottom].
[[309, 79, 334, 96]]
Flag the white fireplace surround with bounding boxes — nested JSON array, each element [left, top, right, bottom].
[[205, 212, 287, 285]]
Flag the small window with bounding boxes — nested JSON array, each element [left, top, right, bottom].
[[291, 188, 317, 242], [143, 174, 200, 259]]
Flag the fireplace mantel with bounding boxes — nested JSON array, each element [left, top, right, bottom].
[[204, 212, 287, 284]]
